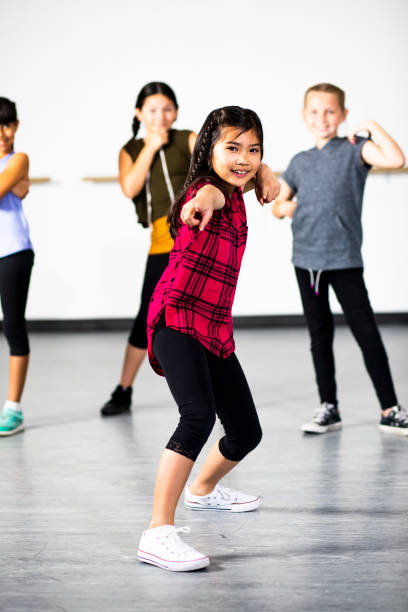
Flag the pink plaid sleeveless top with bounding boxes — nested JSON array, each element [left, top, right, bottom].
[[147, 179, 248, 375]]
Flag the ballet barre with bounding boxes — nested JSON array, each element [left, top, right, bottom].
[[81, 167, 408, 183], [28, 168, 408, 184]]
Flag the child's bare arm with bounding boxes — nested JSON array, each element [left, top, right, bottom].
[[0, 153, 29, 200], [11, 177, 30, 199], [181, 184, 225, 231], [271, 180, 297, 219], [119, 146, 156, 199], [244, 163, 280, 205], [119, 128, 172, 199], [348, 121, 405, 169]]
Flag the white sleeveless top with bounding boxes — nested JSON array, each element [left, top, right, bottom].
[[0, 152, 33, 258]]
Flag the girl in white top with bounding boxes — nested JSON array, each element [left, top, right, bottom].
[[0, 97, 32, 436]]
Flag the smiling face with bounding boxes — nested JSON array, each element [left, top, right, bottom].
[[303, 91, 347, 147], [211, 126, 262, 190], [135, 94, 178, 133], [0, 121, 18, 158]]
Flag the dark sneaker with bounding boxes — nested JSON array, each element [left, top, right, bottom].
[[100, 385, 132, 416], [301, 402, 342, 434], [379, 405, 408, 436]]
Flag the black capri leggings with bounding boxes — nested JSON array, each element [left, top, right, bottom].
[[153, 325, 262, 462], [129, 253, 170, 349], [0, 249, 34, 356]]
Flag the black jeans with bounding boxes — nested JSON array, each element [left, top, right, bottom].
[[295, 267, 397, 410], [0, 249, 34, 356], [128, 253, 170, 349], [153, 326, 262, 462]]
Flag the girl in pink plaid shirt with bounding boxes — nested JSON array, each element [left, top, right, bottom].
[[138, 106, 279, 572]]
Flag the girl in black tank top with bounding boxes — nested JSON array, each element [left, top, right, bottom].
[[100, 82, 197, 416]]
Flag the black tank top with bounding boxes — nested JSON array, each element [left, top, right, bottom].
[[123, 129, 191, 227]]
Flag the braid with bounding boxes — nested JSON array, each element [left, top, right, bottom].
[[185, 115, 218, 189], [132, 116, 140, 138], [168, 112, 221, 239]]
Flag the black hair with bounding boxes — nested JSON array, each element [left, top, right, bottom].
[[168, 105, 263, 238], [132, 82, 178, 138], [0, 97, 18, 125]]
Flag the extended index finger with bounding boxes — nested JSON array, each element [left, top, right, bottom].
[[198, 208, 213, 231]]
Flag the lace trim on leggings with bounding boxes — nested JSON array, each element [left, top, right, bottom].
[[166, 440, 197, 461]]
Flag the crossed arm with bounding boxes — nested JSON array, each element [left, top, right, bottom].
[[0, 153, 30, 200]]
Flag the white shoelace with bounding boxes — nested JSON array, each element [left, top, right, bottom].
[[215, 484, 242, 501], [175, 526, 190, 536], [166, 527, 196, 555]]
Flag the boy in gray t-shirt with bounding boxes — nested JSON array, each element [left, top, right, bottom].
[[272, 82, 407, 436]]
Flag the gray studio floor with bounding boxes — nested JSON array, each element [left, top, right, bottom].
[[1, 324, 407, 612]]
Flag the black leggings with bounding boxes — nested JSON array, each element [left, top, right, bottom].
[[295, 266, 397, 410], [0, 249, 34, 356], [128, 253, 170, 349], [153, 326, 262, 462]]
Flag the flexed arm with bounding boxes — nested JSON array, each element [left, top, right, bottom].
[[0, 153, 29, 200], [348, 121, 405, 169]]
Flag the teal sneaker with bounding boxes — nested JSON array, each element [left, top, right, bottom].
[[0, 405, 24, 436]]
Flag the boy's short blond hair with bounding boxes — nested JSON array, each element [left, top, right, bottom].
[[304, 83, 346, 111]]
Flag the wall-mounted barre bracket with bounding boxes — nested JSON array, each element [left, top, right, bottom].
[[30, 177, 52, 184], [370, 167, 408, 174], [83, 177, 119, 183]]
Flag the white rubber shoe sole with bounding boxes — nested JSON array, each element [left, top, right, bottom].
[[378, 424, 408, 437], [137, 549, 210, 572], [301, 421, 342, 434], [0, 423, 24, 436], [185, 498, 260, 512]]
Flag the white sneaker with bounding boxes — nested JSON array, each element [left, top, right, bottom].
[[137, 525, 209, 572], [184, 483, 260, 513]]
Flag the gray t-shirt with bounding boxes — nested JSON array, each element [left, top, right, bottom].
[[282, 136, 371, 270]]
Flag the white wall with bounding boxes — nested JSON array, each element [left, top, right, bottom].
[[3, 0, 408, 318]]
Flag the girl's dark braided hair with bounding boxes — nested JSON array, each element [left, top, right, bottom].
[[131, 82, 178, 138], [168, 105, 263, 238]]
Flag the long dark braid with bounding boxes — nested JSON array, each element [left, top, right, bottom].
[[167, 112, 221, 238], [168, 106, 264, 239], [185, 114, 218, 189]]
